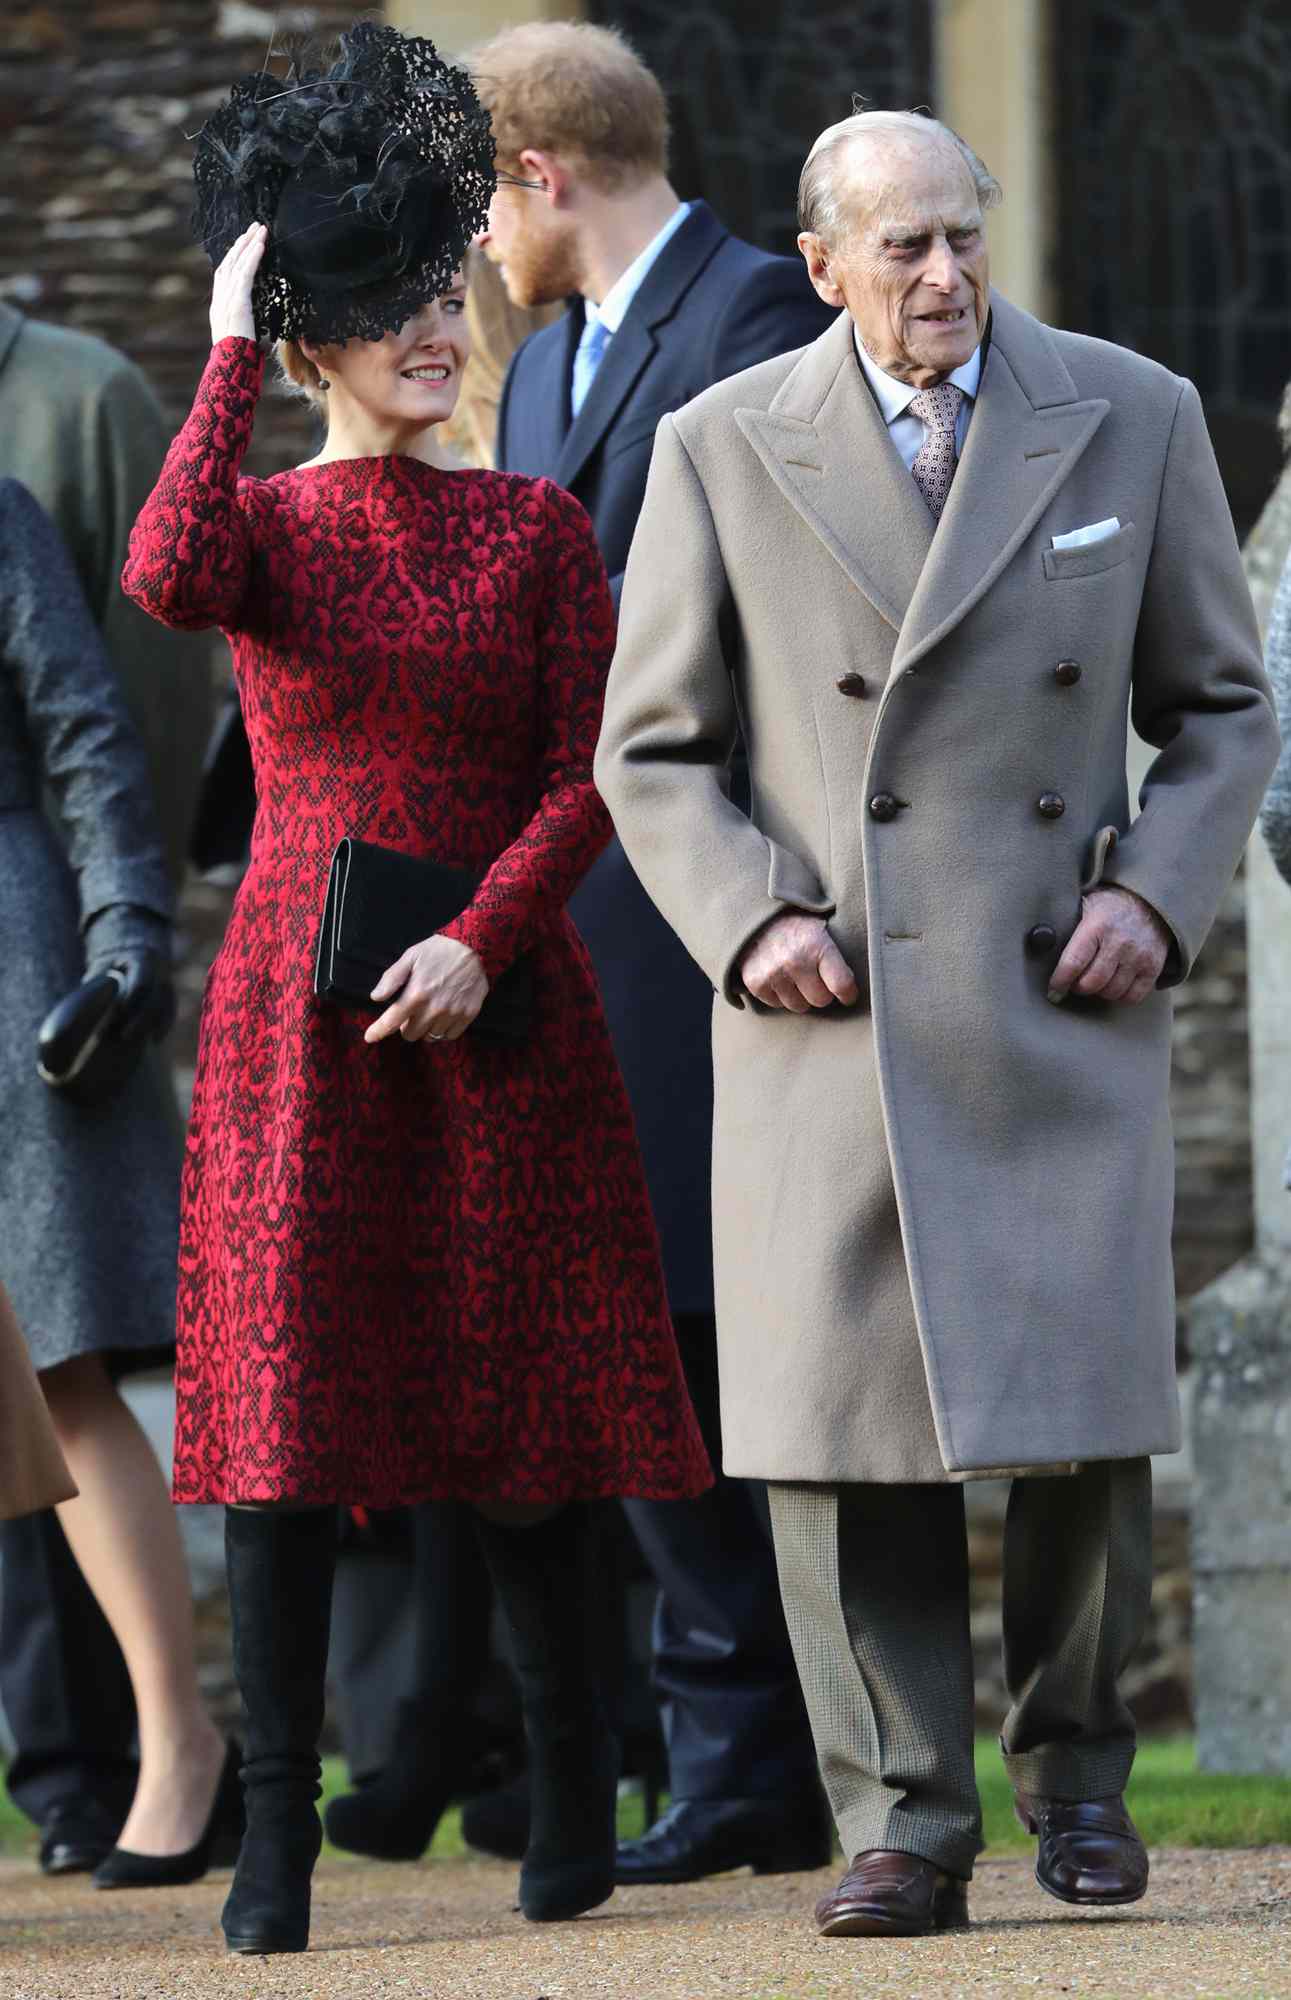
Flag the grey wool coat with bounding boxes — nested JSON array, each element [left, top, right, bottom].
[[597, 293, 1280, 1483], [0, 480, 180, 1377]]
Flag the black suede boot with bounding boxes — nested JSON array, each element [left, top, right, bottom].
[[474, 1506, 619, 1923], [325, 1504, 492, 1860], [220, 1507, 336, 1956]]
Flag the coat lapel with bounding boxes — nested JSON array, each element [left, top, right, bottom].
[[735, 312, 934, 633], [893, 294, 1110, 671], [530, 305, 582, 467], [554, 203, 730, 493], [554, 314, 657, 492]]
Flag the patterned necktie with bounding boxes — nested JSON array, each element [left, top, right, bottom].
[[908, 382, 965, 519], [571, 313, 611, 418]]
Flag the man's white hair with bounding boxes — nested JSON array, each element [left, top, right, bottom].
[[798, 107, 1002, 245]]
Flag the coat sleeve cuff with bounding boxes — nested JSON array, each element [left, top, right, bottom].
[[1095, 857, 1191, 988], [717, 840, 837, 1007]]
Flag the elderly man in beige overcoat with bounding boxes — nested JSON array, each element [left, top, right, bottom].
[[596, 110, 1280, 1939]]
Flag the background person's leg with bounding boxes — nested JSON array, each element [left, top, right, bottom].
[[767, 1480, 981, 1879], [43, 1356, 225, 1859], [0, 1507, 137, 1863], [618, 1310, 828, 1882], [325, 1501, 500, 1860]]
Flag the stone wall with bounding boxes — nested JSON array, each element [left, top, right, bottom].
[[0, 0, 357, 476]]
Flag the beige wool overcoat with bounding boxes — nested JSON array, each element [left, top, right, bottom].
[[596, 292, 1280, 1483]]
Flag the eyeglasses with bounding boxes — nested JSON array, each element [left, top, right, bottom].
[[494, 170, 547, 193]]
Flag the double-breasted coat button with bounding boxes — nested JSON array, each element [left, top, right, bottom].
[[1054, 660, 1082, 686], [869, 792, 900, 823], [1026, 924, 1058, 954], [1037, 793, 1066, 819], [837, 673, 868, 698]]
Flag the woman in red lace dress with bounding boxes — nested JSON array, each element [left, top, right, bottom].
[[123, 24, 707, 1958]]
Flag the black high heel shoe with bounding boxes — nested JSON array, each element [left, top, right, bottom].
[[92, 1738, 245, 1889], [324, 1699, 474, 1861]]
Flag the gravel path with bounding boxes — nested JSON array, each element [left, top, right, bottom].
[[2, 1848, 1290, 1999]]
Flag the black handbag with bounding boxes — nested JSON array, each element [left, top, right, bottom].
[[313, 837, 534, 1044], [37, 971, 141, 1106]]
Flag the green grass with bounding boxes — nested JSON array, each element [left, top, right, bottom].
[[3, 1737, 1289, 1861]]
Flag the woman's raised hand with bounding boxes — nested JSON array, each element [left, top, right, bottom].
[[365, 935, 490, 1046], [210, 223, 267, 345]]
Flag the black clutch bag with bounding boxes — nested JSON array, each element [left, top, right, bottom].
[[313, 837, 533, 1044], [37, 971, 141, 1106]]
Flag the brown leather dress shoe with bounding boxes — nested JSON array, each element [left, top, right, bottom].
[[815, 1850, 971, 1937], [1015, 1791, 1149, 1906]]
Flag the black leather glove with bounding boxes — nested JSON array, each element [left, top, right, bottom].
[[82, 905, 176, 1045], [94, 944, 177, 1045], [38, 906, 176, 1105]]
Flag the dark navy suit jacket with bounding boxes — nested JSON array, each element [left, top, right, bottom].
[[498, 202, 833, 1311]]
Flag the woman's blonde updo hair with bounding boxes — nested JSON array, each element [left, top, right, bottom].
[[276, 340, 329, 411]]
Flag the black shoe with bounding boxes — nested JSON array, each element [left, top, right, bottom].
[[39, 1798, 122, 1877], [219, 1507, 336, 1956], [93, 1739, 245, 1889], [324, 1700, 474, 1862], [460, 1771, 531, 1861], [474, 1507, 619, 1923], [616, 1795, 834, 1885]]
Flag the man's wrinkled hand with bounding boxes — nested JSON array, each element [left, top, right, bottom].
[[739, 912, 859, 1013], [1048, 885, 1171, 1007]]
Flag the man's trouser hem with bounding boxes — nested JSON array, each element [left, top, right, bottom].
[[833, 1804, 981, 1881], [1001, 1738, 1136, 1802]]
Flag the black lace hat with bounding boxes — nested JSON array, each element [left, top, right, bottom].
[[191, 21, 495, 345]]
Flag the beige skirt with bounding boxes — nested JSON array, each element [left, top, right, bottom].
[[0, 1280, 75, 1520]]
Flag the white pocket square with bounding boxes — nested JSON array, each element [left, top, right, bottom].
[[1051, 516, 1121, 550]]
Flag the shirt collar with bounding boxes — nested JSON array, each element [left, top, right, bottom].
[[585, 202, 694, 336], [853, 328, 983, 424]]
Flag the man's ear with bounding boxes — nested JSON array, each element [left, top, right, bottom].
[[519, 148, 570, 206], [798, 232, 846, 310]]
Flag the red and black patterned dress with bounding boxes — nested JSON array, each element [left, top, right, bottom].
[[124, 337, 710, 1509]]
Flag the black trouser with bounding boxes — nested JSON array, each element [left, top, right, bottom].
[[0, 1509, 137, 1825], [621, 1311, 821, 1804]]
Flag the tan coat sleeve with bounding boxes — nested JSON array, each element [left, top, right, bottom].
[[595, 416, 833, 1006], [1101, 379, 1280, 976]]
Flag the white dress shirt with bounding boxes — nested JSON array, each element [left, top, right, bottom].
[[853, 330, 983, 471], [571, 203, 695, 417]]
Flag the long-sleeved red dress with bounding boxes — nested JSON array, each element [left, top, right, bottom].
[[124, 337, 710, 1508]]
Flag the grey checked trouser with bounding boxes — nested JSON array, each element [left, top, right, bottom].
[[767, 1461, 1152, 1878]]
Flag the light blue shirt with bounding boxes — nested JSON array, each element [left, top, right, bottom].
[[570, 202, 695, 418], [854, 331, 983, 471]]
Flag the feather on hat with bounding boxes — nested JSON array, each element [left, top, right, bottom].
[[192, 21, 495, 345]]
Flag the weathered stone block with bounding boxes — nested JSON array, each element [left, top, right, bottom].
[[1188, 1250, 1291, 1773]]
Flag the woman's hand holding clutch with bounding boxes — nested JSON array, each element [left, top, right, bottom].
[[365, 935, 489, 1046]]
